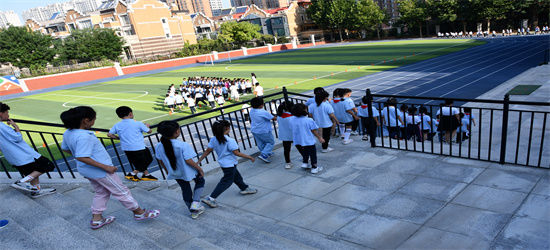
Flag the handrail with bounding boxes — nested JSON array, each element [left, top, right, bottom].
[[369, 93, 550, 106]]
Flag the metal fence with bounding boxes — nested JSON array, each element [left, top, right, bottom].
[[363, 89, 550, 168], [1, 88, 548, 180]]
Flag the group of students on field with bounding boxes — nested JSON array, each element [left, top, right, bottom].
[[163, 73, 264, 114], [438, 26, 550, 38]]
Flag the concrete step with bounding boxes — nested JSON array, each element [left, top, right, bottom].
[[0, 217, 53, 250], [131, 187, 312, 249], [0, 189, 107, 250], [40, 187, 166, 249], [150, 186, 361, 249], [201, 196, 363, 250]]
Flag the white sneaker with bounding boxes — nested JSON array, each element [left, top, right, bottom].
[[301, 163, 309, 169], [342, 139, 354, 145], [321, 147, 334, 153], [310, 166, 323, 174], [362, 135, 369, 141], [285, 163, 293, 169], [190, 201, 202, 211], [30, 188, 56, 199], [11, 181, 39, 193], [351, 131, 359, 136]]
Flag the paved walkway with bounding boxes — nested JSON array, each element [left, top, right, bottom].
[[1, 138, 548, 249]]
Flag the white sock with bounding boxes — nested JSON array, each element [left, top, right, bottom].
[[339, 124, 345, 136], [344, 129, 351, 141], [20, 175, 34, 183]]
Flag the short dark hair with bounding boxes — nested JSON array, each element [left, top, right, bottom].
[[313, 87, 325, 95], [291, 103, 308, 117], [255, 82, 260, 86], [250, 97, 264, 108], [277, 101, 294, 116], [0, 102, 9, 113], [60, 106, 96, 129], [361, 96, 369, 105], [115, 106, 132, 118]]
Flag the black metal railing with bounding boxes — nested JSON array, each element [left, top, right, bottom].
[[0, 90, 303, 179], [1, 87, 548, 180], [364, 89, 550, 168]]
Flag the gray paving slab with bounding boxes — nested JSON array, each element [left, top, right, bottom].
[[242, 191, 314, 219], [246, 168, 303, 190], [0, 218, 54, 250], [533, 176, 550, 196], [279, 176, 345, 200], [473, 168, 541, 192], [281, 201, 361, 235], [370, 193, 446, 224], [335, 214, 420, 249], [320, 183, 390, 211], [351, 168, 416, 192], [376, 157, 433, 175], [516, 194, 550, 222], [420, 162, 485, 183], [426, 204, 511, 241], [172, 237, 224, 250], [452, 184, 528, 214], [344, 151, 396, 169], [496, 216, 550, 249], [212, 184, 271, 208], [398, 176, 467, 201], [397, 226, 491, 249]]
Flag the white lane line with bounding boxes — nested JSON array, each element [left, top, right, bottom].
[[369, 42, 542, 95], [423, 49, 547, 104]]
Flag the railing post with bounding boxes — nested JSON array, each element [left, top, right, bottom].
[[499, 94, 510, 164], [366, 89, 373, 119], [283, 87, 290, 106]]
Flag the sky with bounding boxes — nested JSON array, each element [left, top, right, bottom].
[[1, 0, 232, 21]]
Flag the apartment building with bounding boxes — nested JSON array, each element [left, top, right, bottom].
[[231, 0, 289, 9], [22, 0, 103, 22], [26, 0, 197, 59], [0, 11, 23, 28]]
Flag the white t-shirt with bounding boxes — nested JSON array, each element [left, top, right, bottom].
[[405, 114, 421, 125], [164, 96, 175, 105], [436, 107, 459, 116], [255, 85, 264, 96], [175, 95, 184, 104], [216, 96, 225, 104], [245, 80, 252, 88], [187, 98, 195, 107], [207, 94, 215, 102]]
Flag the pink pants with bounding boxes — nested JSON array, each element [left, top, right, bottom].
[[87, 173, 139, 214]]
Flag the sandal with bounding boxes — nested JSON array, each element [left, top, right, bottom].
[[134, 209, 160, 221], [90, 216, 115, 230]]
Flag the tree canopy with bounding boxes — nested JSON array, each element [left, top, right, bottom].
[[0, 26, 56, 68], [59, 28, 124, 63], [218, 21, 262, 47]]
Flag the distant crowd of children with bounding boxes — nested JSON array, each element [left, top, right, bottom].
[[438, 26, 550, 38], [0, 86, 477, 230], [163, 73, 264, 114]]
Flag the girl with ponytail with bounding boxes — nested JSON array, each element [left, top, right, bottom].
[[155, 120, 206, 219], [198, 120, 256, 208]]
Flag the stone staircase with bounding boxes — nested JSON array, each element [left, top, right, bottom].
[[0, 180, 358, 250]]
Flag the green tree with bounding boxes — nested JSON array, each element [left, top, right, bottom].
[[60, 28, 123, 62], [218, 21, 261, 47], [306, 0, 331, 38], [307, 0, 355, 41], [456, 0, 478, 32], [0, 26, 55, 68], [426, 0, 458, 33], [354, 0, 386, 39], [397, 0, 429, 37], [474, 0, 514, 31]]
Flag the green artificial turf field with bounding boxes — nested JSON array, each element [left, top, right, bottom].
[[3, 39, 484, 131]]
